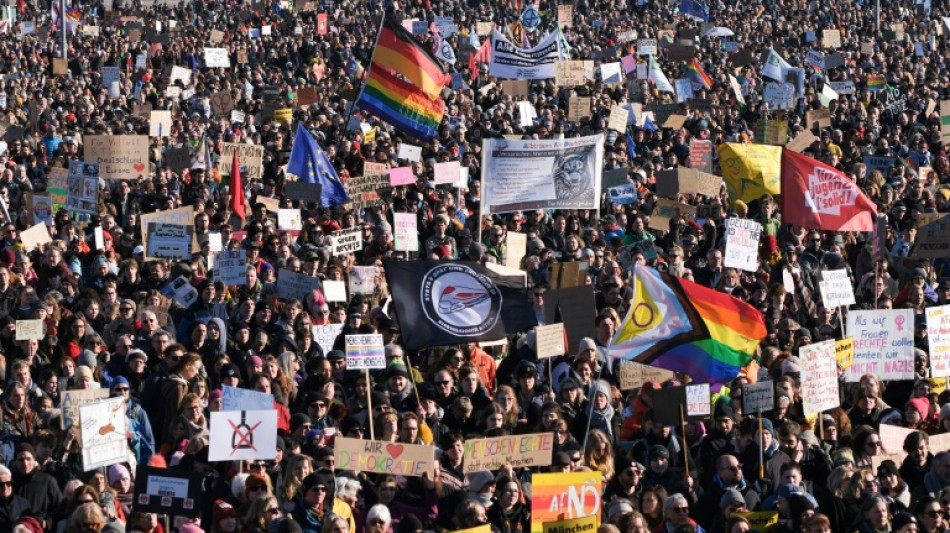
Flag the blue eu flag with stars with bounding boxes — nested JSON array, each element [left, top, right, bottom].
[[287, 124, 349, 207]]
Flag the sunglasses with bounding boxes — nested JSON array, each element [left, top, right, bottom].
[[248, 485, 267, 492], [310, 485, 327, 493]]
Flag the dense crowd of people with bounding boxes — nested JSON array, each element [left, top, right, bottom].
[[1, 1, 950, 533]]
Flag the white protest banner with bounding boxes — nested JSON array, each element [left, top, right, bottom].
[[20, 222, 51, 251], [396, 143, 422, 162], [208, 233, 223, 253], [213, 251, 247, 285], [146, 223, 193, 260], [208, 410, 278, 461], [463, 433, 555, 473], [169, 65, 192, 86], [66, 161, 98, 214], [277, 209, 302, 230], [139, 207, 194, 256], [742, 381, 774, 414], [84, 135, 149, 180], [535, 323, 566, 359], [61, 389, 110, 429], [394, 212, 418, 252], [846, 309, 915, 381], [819, 269, 855, 308], [79, 397, 128, 471], [489, 29, 563, 80], [312, 324, 343, 355], [637, 39, 657, 55], [723, 218, 762, 272], [159, 275, 198, 307], [149, 110, 173, 137], [221, 385, 273, 411], [434, 161, 461, 185], [800, 340, 840, 415], [15, 319, 44, 340], [928, 305, 950, 378], [349, 266, 377, 294], [686, 383, 710, 417], [483, 135, 604, 214], [345, 334, 385, 369], [331, 227, 363, 255], [276, 268, 322, 301], [323, 280, 347, 302], [203, 47, 230, 68]]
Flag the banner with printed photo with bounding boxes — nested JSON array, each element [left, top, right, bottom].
[[489, 29, 563, 80], [483, 135, 604, 214], [66, 161, 99, 214]]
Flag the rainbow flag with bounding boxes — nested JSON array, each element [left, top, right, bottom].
[[609, 265, 767, 385], [686, 58, 714, 90], [345, 57, 364, 78], [357, 66, 445, 140], [867, 75, 886, 91], [373, 15, 451, 100]]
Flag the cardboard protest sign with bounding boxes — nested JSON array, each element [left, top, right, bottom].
[[556, 61, 586, 86], [917, 214, 950, 258], [84, 135, 149, 180], [312, 323, 343, 355], [655, 167, 722, 197], [331, 227, 363, 255], [213, 251, 248, 286], [549, 262, 588, 288], [208, 410, 278, 461], [928, 305, 950, 378], [349, 266, 377, 294], [165, 146, 191, 172], [345, 334, 385, 370], [616, 360, 676, 391], [653, 385, 710, 425], [800, 340, 840, 415], [686, 383, 711, 417], [879, 423, 915, 463], [221, 386, 273, 411], [15, 319, 44, 340], [742, 381, 774, 414], [723, 218, 763, 272], [836, 337, 855, 369], [506, 232, 527, 269], [146, 223, 193, 260], [463, 433, 554, 473], [218, 142, 264, 180], [806, 108, 832, 130], [277, 209, 302, 230], [53, 58, 67, 74], [19, 222, 52, 251], [531, 471, 602, 533], [569, 97, 591, 121], [818, 269, 855, 308], [335, 437, 435, 477], [79, 397, 128, 471], [535, 323, 566, 359], [203, 47, 230, 68], [607, 106, 629, 133], [649, 199, 696, 231], [277, 268, 322, 301], [846, 309, 915, 382], [822, 29, 841, 48], [785, 131, 819, 153], [61, 389, 110, 429], [543, 516, 598, 533], [393, 213, 418, 252], [149, 110, 173, 137], [210, 91, 234, 116], [132, 466, 202, 517]]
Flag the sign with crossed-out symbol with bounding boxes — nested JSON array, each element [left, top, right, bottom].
[[208, 409, 278, 462]]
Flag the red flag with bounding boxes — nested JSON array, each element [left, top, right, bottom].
[[781, 149, 877, 232], [471, 39, 492, 82], [229, 150, 245, 221]]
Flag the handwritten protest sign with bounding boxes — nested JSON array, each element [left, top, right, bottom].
[[331, 227, 363, 255], [218, 142, 264, 180], [213, 251, 248, 286], [345, 334, 385, 370], [800, 340, 840, 415], [312, 324, 343, 355], [139, 207, 194, 258], [879, 423, 915, 463], [742, 381, 774, 414], [323, 280, 347, 302], [532, 471, 602, 533], [61, 389, 110, 429], [15, 319, 44, 340], [819, 269, 855, 308], [928, 305, 950, 378], [616, 361, 676, 391], [535, 323, 566, 359], [434, 161, 461, 185], [836, 337, 855, 369], [349, 266, 377, 294], [655, 167, 722, 197], [394, 213, 418, 252], [80, 397, 128, 471], [277, 268, 322, 301], [737, 512, 779, 533], [208, 410, 277, 461], [686, 383, 711, 417], [20, 223, 51, 251], [221, 386, 273, 411], [463, 433, 554, 473], [84, 135, 149, 180], [335, 437, 435, 477], [846, 309, 915, 382], [724, 218, 762, 272], [203, 47, 230, 68]]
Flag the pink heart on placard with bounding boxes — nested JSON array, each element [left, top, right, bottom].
[[386, 443, 404, 459], [133, 163, 145, 172]]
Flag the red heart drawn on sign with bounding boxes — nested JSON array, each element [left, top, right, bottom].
[[133, 163, 145, 172], [386, 443, 404, 459]]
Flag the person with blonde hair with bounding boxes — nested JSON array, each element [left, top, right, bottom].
[[584, 429, 616, 483], [65, 502, 105, 533]]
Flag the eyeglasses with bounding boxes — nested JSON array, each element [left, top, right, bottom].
[[928, 510, 945, 518], [436, 380, 452, 385], [673, 507, 690, 513], [248, 485, 267, 492], [0, 481, 11, 488], [310, 402, 326, 409], [867, 440, 883, 448], [310, 485, 327, 493], [114, 387, 129, 392]]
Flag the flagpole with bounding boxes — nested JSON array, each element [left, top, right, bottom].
[[335, 14, 385, 156]]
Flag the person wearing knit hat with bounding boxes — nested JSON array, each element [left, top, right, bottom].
[[719, 488, 746, 514], [244, 473, 271, 501], [213, 499, 238, 530], [13, 516, 44, 533], [178, 524, 206, 533], [905, 396, 931, 431], [892, 511, 918, 533]]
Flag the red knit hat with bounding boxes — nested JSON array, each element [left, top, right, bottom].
[[213, 500, 236, 526]]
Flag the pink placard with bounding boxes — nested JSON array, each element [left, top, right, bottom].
[[434, 161, 461, 184], [388, 166, 415, 186], [621, 55, 637, 75]]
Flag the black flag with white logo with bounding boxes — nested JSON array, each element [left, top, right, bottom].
[[384, 260, 538, 351]]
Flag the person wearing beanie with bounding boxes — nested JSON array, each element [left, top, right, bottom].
[[904, 397, 931, 432], [786, 492, 818, 532], [213, 499, 238, 531], [632, 409, 692, 474], [571, 379, 620, 443], [737, 416, 791, 494], [695, 401, 739, 486], [111, 375, 156, 465], [178, 524, 206, 533], [603, 455, 643, 502], [107, 464, 133, 518], [385, 360, 414, 413], [11, 444, 61, 529], [892, 511, 918, 533], [293, 469, 337, 533]]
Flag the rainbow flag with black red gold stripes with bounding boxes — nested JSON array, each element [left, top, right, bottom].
[[609, 265, 767, 386]]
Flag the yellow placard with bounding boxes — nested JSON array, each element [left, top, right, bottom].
[[717, 143, 782, 202], [835, 337, 855, 369], [738, 511, 778, 533], [274, 108, 293, 125], [543, 515, 599, 533]]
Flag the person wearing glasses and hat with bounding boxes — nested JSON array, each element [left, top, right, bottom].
[[293, 469, 337, 533]]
